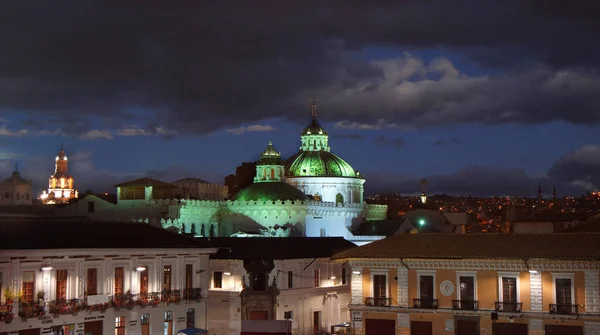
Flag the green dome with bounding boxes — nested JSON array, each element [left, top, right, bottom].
[[285, 151, 360, 178], [233, 182, 309, 202]]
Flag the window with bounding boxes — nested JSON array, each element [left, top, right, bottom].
[[185, 264, 193, 293], [163, 265, 172, 291], [164, 311, 173, 335], [458, 274, 476, 302], [114, 267, 124, 294], [501, 277, 517, 303], [140, 267, 149, 295], [56, 269, 67, 300], [186, 308, 195, 328], [553, 274, 575, 306], [288, 271, 293, 289], [213, 271, 222, 289], [342, 268, 347, 285], [141, 314, 150, 335], [88, 201, 95, 213], [87, 268, 97, 295], [22, 271, 35, 302], [314, 269, 320, 287], [115, 316, 125, 335], [251, 272, 267, 291], [373, 274, 387, 298]]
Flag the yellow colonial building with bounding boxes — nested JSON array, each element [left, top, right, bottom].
[[332, 233, 600, 335]]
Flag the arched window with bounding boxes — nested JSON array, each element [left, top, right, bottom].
[[191, 223, 197, 235], [335, 193, 344, 205]]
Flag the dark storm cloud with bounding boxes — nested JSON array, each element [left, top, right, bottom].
[[1, 0, 600, 135]]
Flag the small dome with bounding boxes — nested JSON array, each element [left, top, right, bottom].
[[233, 182, 310, 202], [302, 121, 328, 136], [285, 151, 360, 178], [3, 171, 30, 185], [258, 141, 283, 165]]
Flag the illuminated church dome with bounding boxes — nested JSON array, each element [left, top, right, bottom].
[[284, 98, 365, 204], [286, 151, 358, 178], [285, 98, 361, 179], [233, 141, 310, 202]]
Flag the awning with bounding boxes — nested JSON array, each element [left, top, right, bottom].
[[333, 322, 351, 328], [177, 327, 208, 335]]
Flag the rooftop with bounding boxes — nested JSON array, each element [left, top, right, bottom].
[[114, 177, 176, 188], [202, 237, 356, 260], [0, 220, 211, 249], [332, 233, 600, 260]]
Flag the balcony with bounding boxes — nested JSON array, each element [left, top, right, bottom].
[[49, 299, 83, 315], [413, 298, 439, 309], [495, 301, 522, 313], [183, 288, 203, 302], [18, 301, 45, 319], [452, 300, 479, 310], [137, 292, 162, 307], [162, 290, 182, 304], [365, 297, 393, 307], [550, 304, 579, 315], [110, 293, 137, 309]]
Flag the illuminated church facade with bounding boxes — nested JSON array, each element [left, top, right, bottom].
[[40, 145, 79, 204], [159, 101, 387, 244]]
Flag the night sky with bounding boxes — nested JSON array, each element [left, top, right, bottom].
[[1, 1, 600, 197]]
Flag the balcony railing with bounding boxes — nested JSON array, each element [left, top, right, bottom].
[[49, 299, 83, 315], [183, 288, 202, 301], [365, 297, 393, 307], [495, 301, 522, 313], [18, 301, 45, 319], [413, 298, 438, 309], [110, 293, 137, 309], [137, 292, 161, 307], [550, 304, 579, 315], [162, 290, 182, 304], [452, 300, 479, 310]]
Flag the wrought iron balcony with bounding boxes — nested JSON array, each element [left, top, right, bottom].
[[495, 301, 522, 313], [452, 300, 479, 310], [18, 301, 44, 319], [162, 290, 182, 304], [413, 298, 438, 309], [183, 288, 202, 301], [364, 297, 393, 307], [110, 293, 137, 309], [137, 292, 161, 306], [550, 304, 579, 315], [49, 299, 83, 315]]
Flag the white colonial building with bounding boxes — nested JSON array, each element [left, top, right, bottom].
[[0, 220, 216, 335], [205, 237, 354, 335], [0, 164, 33, 206]]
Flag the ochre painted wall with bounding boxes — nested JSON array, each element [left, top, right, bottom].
[[575, 271, 585, 312], [389, 268, 398, 304], [476, 270, 497, 310], [436, 270, 455, 308], [519, 271, 530, 311], [362, 268, 370, 302]]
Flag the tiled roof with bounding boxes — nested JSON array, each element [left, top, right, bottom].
[[201, 237, 356, 260], [331, 233, 600, 260], [0, 220, 212, 250], [173, 177, 212, 185], [114, 177, 175, 188]]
